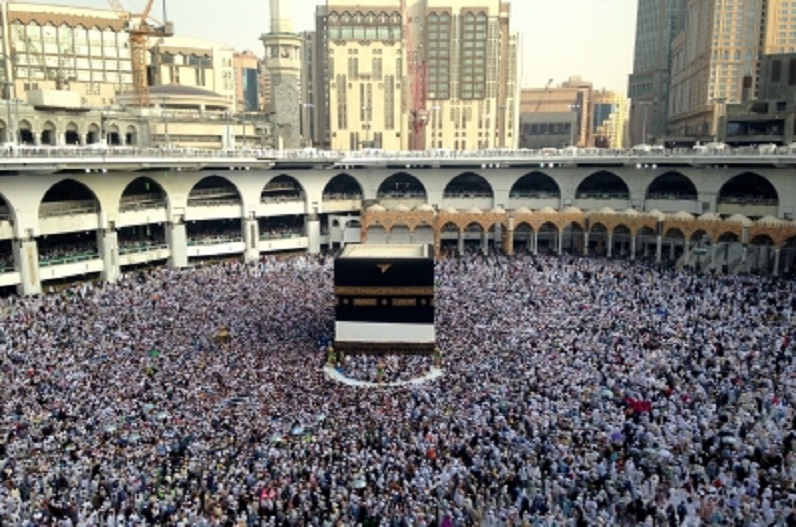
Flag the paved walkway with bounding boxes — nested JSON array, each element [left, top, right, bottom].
[[323, 365, 444, 387]]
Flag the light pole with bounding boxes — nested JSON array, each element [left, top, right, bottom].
[[569, 104, 580, 147]]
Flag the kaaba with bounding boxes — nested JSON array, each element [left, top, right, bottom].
[[334, 244, 435, 354]]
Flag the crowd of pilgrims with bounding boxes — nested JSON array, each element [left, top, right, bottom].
[[1, 253, 796, 526]]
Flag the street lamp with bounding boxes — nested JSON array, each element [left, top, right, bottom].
[[569, 104, 580, 147]]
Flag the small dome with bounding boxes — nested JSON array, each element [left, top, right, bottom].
[[668, 211, 694, 221], [646, 209, 665, 220], [491, 206, 506, 214], [415, 204, 434, 212], [393, 204, 411, 212], [443, 207, 459, 214], [466, 206, 482, 214], [597, 207, 616, 215], [757, 215, 790, 226], [562, 206, 583, 215], [621, 208, 640, 216], [538, 207, 557, 214], [366, 204, 386, 212], [726, 213, 752, 227], [514, 207, 532, 214], [698, 212, 721, 221]]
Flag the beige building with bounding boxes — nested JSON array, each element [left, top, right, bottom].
[[668, 0, 796, 143], [148, 36, 236, 105], [316, 0, 519, 151], [519, 77, 592, 149], [0, 1, 131, 107], [592, 89, 629, 149]]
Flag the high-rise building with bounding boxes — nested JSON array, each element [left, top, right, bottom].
[[627, 0, 684, 145], [0, 1, 132, 107], [261, 0, 302, 149], [592, 89, 629, 149], [233, 51, 261, 114], [299, 31, 321, 147], [316, 0, 519, 151], [667, 0, 796, 143]]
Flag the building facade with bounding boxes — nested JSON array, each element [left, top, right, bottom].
[[667, 0, 796, 144], [233, 51, 261, 114], [0, 1, 131, 108], [316, 0, 519, 152], [519, 77, 592, 149], [627, 0, 684, 145], [724, 52, 796, 145], [592, 89, 629, 149]]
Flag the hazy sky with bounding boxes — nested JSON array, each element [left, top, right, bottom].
[[29, 0, 638, 92]]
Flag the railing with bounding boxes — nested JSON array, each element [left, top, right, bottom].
[[259, 232, 304, 241], [187, 237, 244, 246], [322, 193, 362, 200], [119, 243, 169, 255], [1, 144, 796, 162], [261, 194, 304, 204], [120, 193, 167, 212], [509, 192, 561, 199], [717, 197, 778, 206], [39, 252, 99, 267], [575, 192, 630, 200], [39, 200, 99, 217], [646, 193, 698, 200], [442, 191, 493, 198], [187, 198, 242, 207]]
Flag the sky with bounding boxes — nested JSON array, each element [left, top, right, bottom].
[[28, 0, 638, 93]]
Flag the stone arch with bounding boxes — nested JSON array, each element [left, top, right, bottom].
[[576, 171, 630, 200], [187, 175, 243, 206], [18, 119, 34, 145], [377, 172, 427, 200], [40, 120, 57, 146], [64, 122, 80, 146], [365, 224, 387, 243], [120, 177, 168, 212], [646, 171, 698, 200], [443, 172, 494, 199], [537, 221, 559, 254], [717, 172, 778, 210], [0, 192, 14, 225], [261, 174, 306, 203], [389, 222, 411, 243], [39, 179, 100, 218], [750, 233, 775, 246], [323, 173, 364, 199], [125, 125, 138, 146], [509, 171, 560, 199], [86, 123, 101, 145]]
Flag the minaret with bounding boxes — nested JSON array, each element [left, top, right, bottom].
[[261, 0, 302, 149]]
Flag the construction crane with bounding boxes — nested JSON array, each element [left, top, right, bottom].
[[533, 78, 554, 113], [107, 0, 173, 107], [402, 0, 427, 150]]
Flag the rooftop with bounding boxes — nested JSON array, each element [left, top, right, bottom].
[[339, 244, 430, 259]]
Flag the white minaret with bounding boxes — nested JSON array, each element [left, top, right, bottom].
[[261, 0, 302, 149]]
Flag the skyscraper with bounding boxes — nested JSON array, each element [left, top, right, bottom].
[[667, 0, 796, 143], [627, 0, 684, 145], [315, 0, 519, 151]]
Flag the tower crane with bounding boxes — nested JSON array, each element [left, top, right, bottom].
[[107, 0, 173, 107]]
